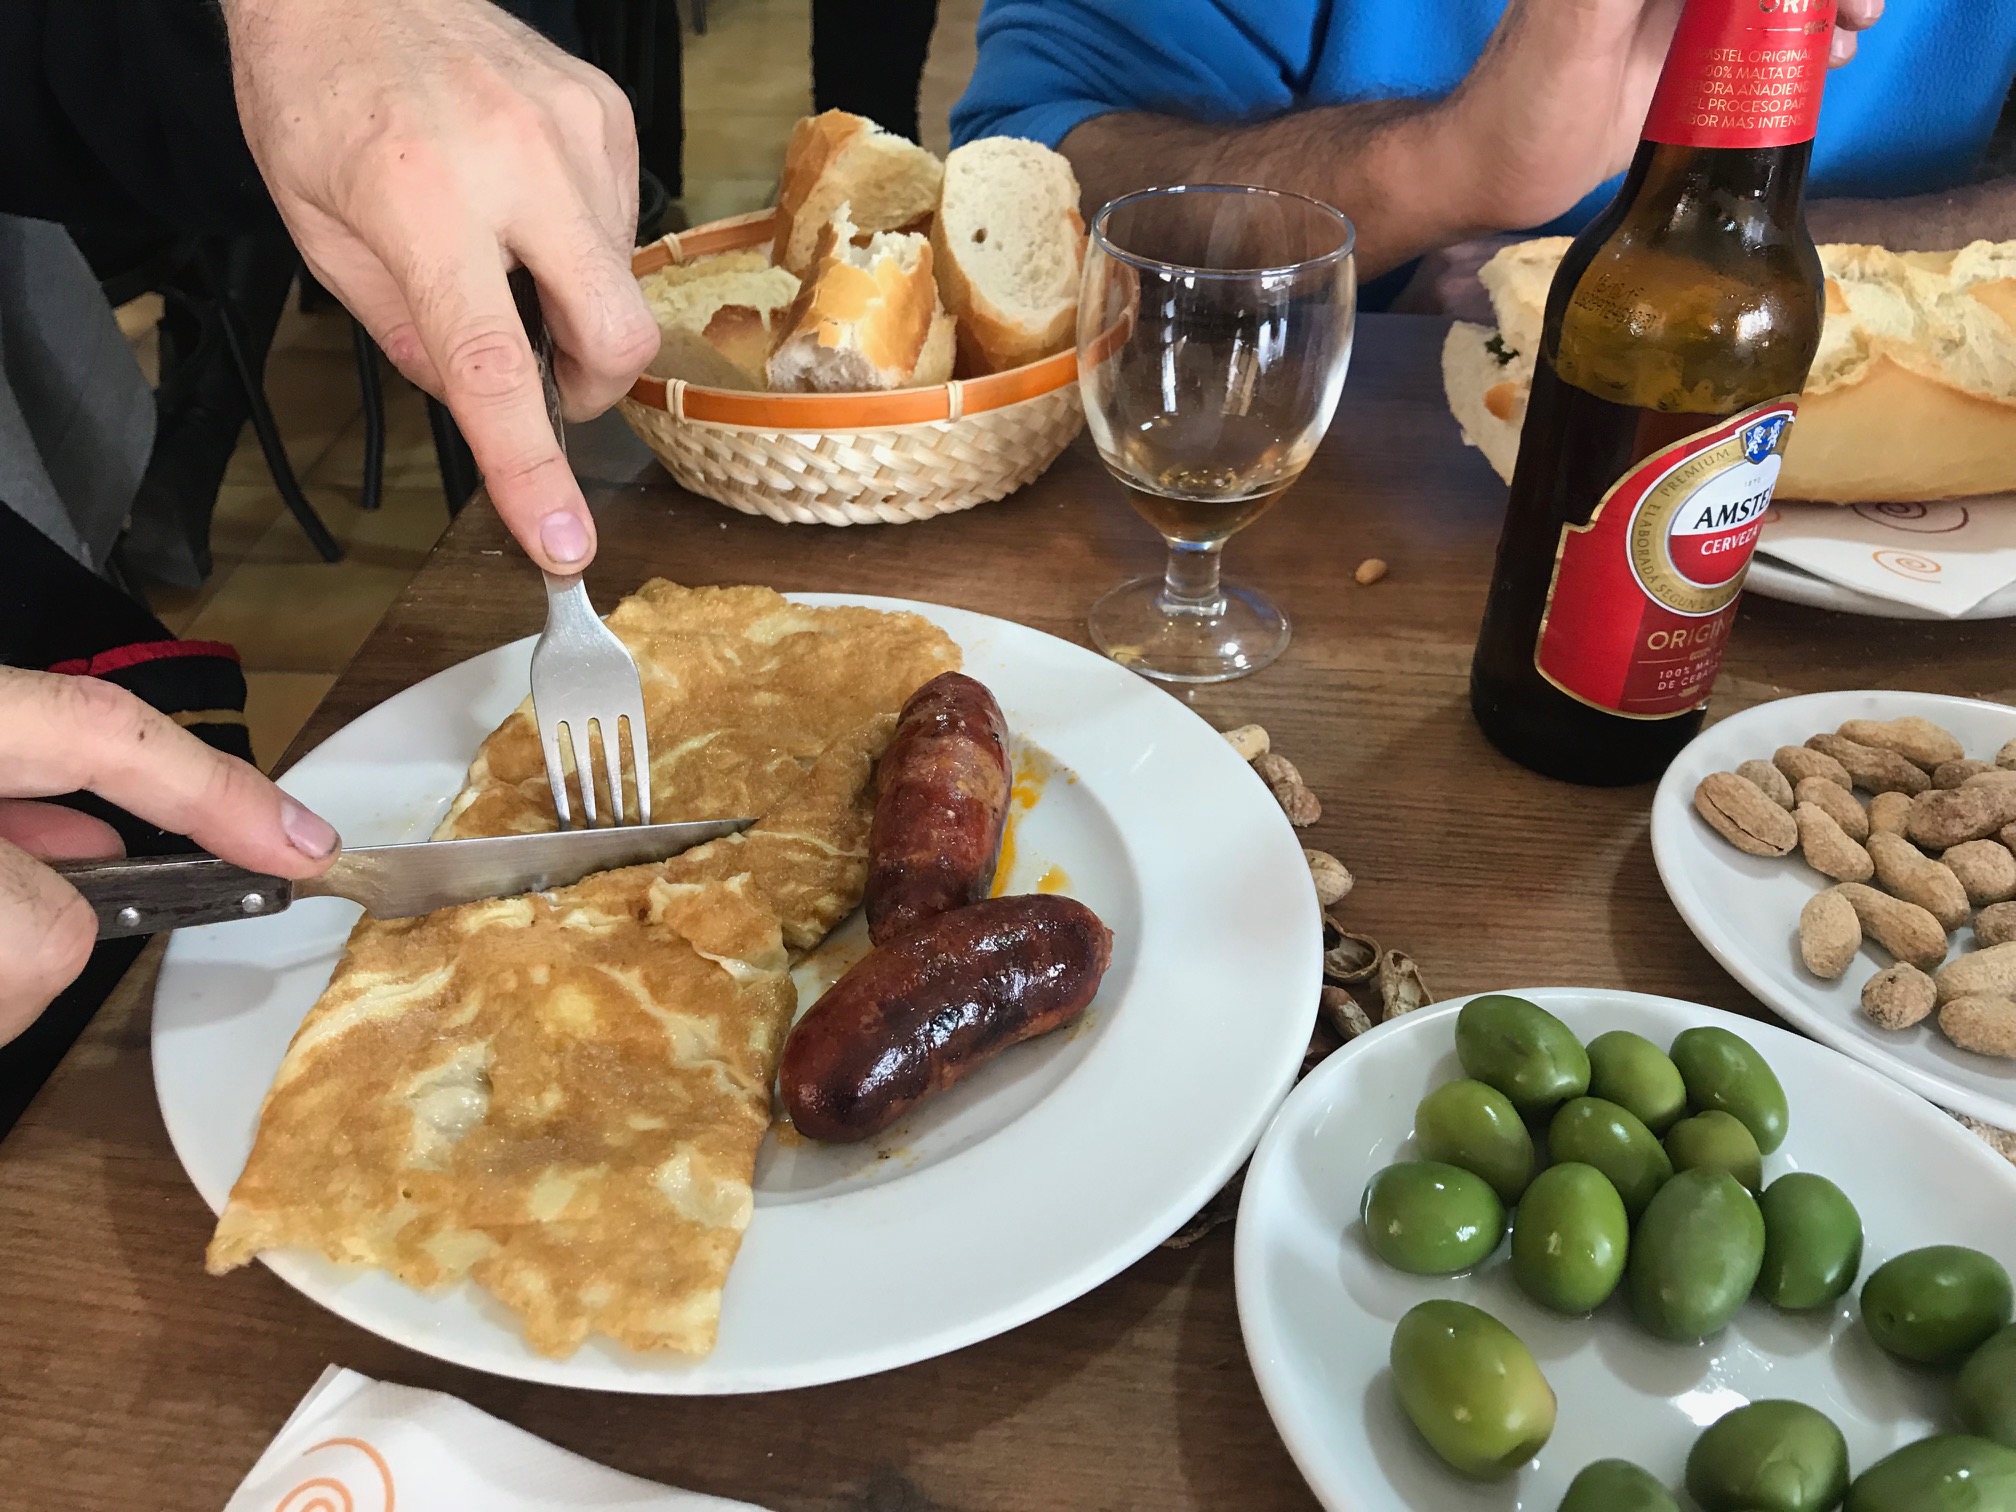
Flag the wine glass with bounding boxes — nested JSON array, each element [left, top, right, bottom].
[[1077, 184, 1356, 683]]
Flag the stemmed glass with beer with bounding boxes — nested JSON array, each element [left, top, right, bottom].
[[1077, 184, 1357, 683]]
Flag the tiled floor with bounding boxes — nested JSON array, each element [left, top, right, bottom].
[[132, 0, 983, 770]]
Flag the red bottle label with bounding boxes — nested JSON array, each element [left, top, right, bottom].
[[1642, 0, 1834, 148], [1535, 399, 1797, 718]]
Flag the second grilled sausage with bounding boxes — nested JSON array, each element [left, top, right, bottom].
[[780, 894, 1113, 1142], [865, 671, 1011, 944]]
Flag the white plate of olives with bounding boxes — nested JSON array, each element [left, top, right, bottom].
[[1234, 987, 2016, 1512]]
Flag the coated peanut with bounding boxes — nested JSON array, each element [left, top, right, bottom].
[[1797, 803, 1873, 882], [1945, 840, 2016, 907], [1799, 888, 1861, 980], [1934, 941, 2016, 1004], [1867, 832, 1969, 930], [1695, 772, 1798, 857], [1775, 745, 1853, 791], [1740, 759, 1796, 809], [1981, 902, 2016, 949], [1794, 777, 1868, 841], [1908, 783, 2016, 849], [1937, 759, 1996, 789], [1838, 716, 1965, 772], [1862, 962, 1937, 1029], [1939, 995, 2016, 1058], [1837, 883, 1948, 971], [1806, 733, 1932, 795], [1870, 791, 1914, 837]]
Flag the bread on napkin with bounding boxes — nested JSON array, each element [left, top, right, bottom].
[[766, 206, 955, 392], [1443, 237, 2016, 503], [773, 110, 943, 277], [930, 136, 1086, 375]]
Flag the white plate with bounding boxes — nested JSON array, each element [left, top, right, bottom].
[[152, 594, 1321, 1393], [1747, 556, 2016, 620], [1236, 986, 2016, 1512], [1652, 690, 2016, 1125]]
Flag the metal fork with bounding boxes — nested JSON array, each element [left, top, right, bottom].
[[510, 268, 653, 830]]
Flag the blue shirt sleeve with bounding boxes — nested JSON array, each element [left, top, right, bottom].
[[951, 0, 1327, 148]]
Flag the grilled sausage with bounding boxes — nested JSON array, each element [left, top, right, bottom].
[[780, 894, 1113, 1142], [865, 672, 1011, 945]]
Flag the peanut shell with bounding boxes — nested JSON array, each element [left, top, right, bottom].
[[1799, 888, 1861, 980], [1939, 995, 2016, 1058], [1867, 831, 1969, 930], [1806, 733, 1931, 795], [1838, 715, 1965, 771], [1980, 901, 2016, 949], [1695, 772, 1797, 857], [1794, 777, 1868, 841], [1774, 745, 1853, 791], [1740, 759, 1795, 809], [1836, 883, 1948, 971], [1945, 840, 2016, 907], [1999, 737, 2016, 771], [1862, 962, 1936, 1029], [1222, 724, 1269, 762], [1937, 759, 1995, 790], [1796, 803, 1873, 883], [1934, 941, 2016, 1004], [1304, 848, 1354, 907], [1908, 783, 2016, 849], [1869, 791, 1914, 837]]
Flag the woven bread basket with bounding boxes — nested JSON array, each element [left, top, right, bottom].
[[618, 208, 1085, 526]]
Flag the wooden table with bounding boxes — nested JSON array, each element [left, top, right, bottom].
[[7, 316, 2016, 1511]]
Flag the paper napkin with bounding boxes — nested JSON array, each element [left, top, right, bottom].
[[225, 1366, 770, 1512], [1755, 496, 2016, 617]]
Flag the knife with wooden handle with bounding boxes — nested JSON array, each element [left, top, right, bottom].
[[54, 817, 753, 939]]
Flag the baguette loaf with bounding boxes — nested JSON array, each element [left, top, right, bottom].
[[766, 207, 953, 392], [1443, 237, 2016, 503], [930, 137, 1085, 375], [639, 250, 801, 391], [773, 111, 943, 277]]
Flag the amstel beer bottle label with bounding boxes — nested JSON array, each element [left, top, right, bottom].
[[1642, 0, 1834, 150], [1534, 400, 1796, 719]]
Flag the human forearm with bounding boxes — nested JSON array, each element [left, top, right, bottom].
[[1805, 178, 2016, 251], [1060, 103, 1486, 278]]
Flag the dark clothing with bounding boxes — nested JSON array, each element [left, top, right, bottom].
[[813, 0, 940, 145]]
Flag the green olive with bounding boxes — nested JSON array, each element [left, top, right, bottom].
[[1511, 1162, 1629, 1314], [1665, 1110, 1764, 1191], [1360, 1161, 1505, 1276], [1549, 1096, 1674, 1221], [1862, 1245, 2015, 1366], [1414, 1079, 1536, 1204], [1758, 1173, 1863, 1311], [1685, 1400, 1849, 1512], [1557, 1460, 1679, 1512], [1670, 1026, 1790, 1155], [1389, 1299, 1556, 1480], [1455, 994, 1591, 1116], [1959, 1325, 2016, 1450], [1845, 1435, 2016, 1512], [1586, 1030, 1689, 1135], [1628, 1168, 1765, 1342]]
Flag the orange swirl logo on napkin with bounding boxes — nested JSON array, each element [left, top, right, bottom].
[[274, 1437, 395, 1512]]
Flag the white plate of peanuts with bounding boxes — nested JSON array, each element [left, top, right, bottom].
[[1653, 691, 2016, 1126]]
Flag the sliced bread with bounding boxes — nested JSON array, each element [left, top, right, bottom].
[[766, 207, 949, 393], [773, 111, 943, 277], [1446, 237, 2016, 503], [639, 250, 801, 390], [930, 137, 1086, 375]]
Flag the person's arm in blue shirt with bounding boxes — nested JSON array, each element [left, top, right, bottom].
[[959, 0, 1884, 281]]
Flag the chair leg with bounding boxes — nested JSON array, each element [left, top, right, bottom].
[[352, 320, 385, 513], [193, 251, 344, 564], [427, 398, 479, 518]]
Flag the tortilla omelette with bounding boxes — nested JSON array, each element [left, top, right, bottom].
[[206, 583, 958, 1357]]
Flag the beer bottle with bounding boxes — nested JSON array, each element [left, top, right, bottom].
[[1469, 0, 1834, 785]]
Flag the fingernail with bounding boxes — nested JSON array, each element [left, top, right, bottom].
[[541, 511, 591, 566], [281, 796, 339, 860]]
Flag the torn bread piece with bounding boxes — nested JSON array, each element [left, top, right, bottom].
[[639, 250, 801, 390], [766, 206, 951, 393], [773, 110, 942, 277]]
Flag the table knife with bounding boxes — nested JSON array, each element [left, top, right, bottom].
[[55, 817, 754, 939]]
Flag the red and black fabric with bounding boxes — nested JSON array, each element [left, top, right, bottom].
[[0, 499, 251, 1134]]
